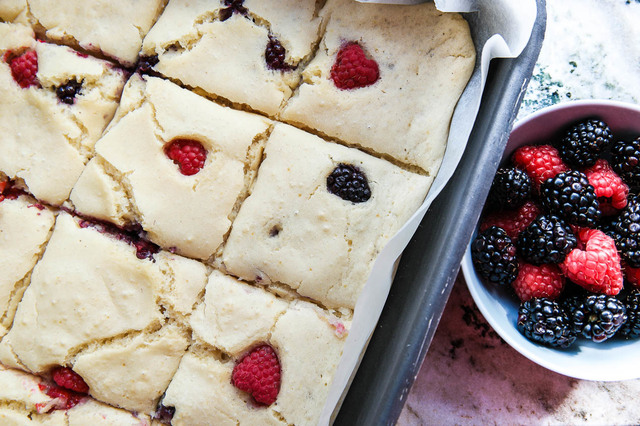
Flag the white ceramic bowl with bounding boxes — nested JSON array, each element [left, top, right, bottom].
[[461, 99, 640, 381]]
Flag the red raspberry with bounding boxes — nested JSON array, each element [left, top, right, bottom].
[[512, 145, 569, 191], [38, 383, 86, 411], [232, 344, 281, 405], [0, 180, 20, 202], [164, 139, 207, 176], [560, 228, 623, 295], [52, 366, 89, 393], [511, 262, 565, 302], [330, 43, 379, 90], [480, 201, 540, 241], [623, 262, 640, 288], [0, 181, 6, 202], [584, 159, 629, 215], [8, 49, 39, 88]]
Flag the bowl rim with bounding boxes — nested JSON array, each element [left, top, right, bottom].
[[462, 99, 640, 382], [515, 98, 640, 121]]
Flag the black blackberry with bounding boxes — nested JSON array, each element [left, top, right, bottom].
[[597, 214, 618, 236], [568, 294, 627, 342], [326, 163, 371, 203], [540, 170, 601, 227], [55, 79, 83, 104], [137, 54, 159, 75], [487, 167, 532, 209], [471, 226, 518, 286], [220, 0, 247, 21], [557, 118, 612, 167], [610, 195, 640, 268], [153, 404, 175, 424], [619, 289, 640, 339], [611, 137, 640, 189], [265, 35, 294, 71], [517, 214, 577, 265], [561, 293, 583, 320], [517, 298, 577, 349]]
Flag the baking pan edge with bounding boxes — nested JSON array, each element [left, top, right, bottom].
[[335, 1, 547, 424]]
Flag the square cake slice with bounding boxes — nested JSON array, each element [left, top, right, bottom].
[[280, 0, 476, 174], [222, 123, 432, 309], [0, 23, 127, 205], [141, 0, 324, 116], [0, 364, 155, 425], [0, 0, 167, 66], [0, 0, 29, 24], [0, 192, 56, 339], [0, 365, 68, 425], [164, 270, 348, 425], [0, 212, 208, 414], [70, 75, 272, 260]]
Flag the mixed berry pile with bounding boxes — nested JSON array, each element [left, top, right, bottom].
[[472, 117, 640, 349]]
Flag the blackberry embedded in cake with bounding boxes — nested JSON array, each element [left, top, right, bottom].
[[0, 23, 126, 205], [222, 123, 432, 309], [141, 0, 323, 116]]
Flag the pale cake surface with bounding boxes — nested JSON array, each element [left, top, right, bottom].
[[71, 75, 271, 260], [0, 1, 478, 422], [0, 213, 207, 413], [222, 123, 432, 309], [5, 0, 167, 66], [0, 23, 126, 205], [281, 0, 476, 174], [166, 272, 348, 425], [141, 0, 323, 116], [0, 197, 55, 339]]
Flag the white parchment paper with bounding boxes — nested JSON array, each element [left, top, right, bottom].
[[320, 0, 538, 424]]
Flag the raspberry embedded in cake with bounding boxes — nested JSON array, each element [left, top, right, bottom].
[[165, 271, 349, 425], [38, 382, 87, 410], [330, 42, 379, 90], [0, 22, 127, 205], [70, 75, 272, 260], [165, 139, 208, 176], [51, 366, 89, 393], [0, 179, 23, 202], [7, 49, 39, 88], [281, 0, 476, 174], [232, 344, 281, 405]]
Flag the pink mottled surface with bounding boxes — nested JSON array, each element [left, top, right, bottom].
[[398, 274, 640, 425]]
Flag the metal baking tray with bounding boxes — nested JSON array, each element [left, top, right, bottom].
[[335, 1, 547, 424]]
